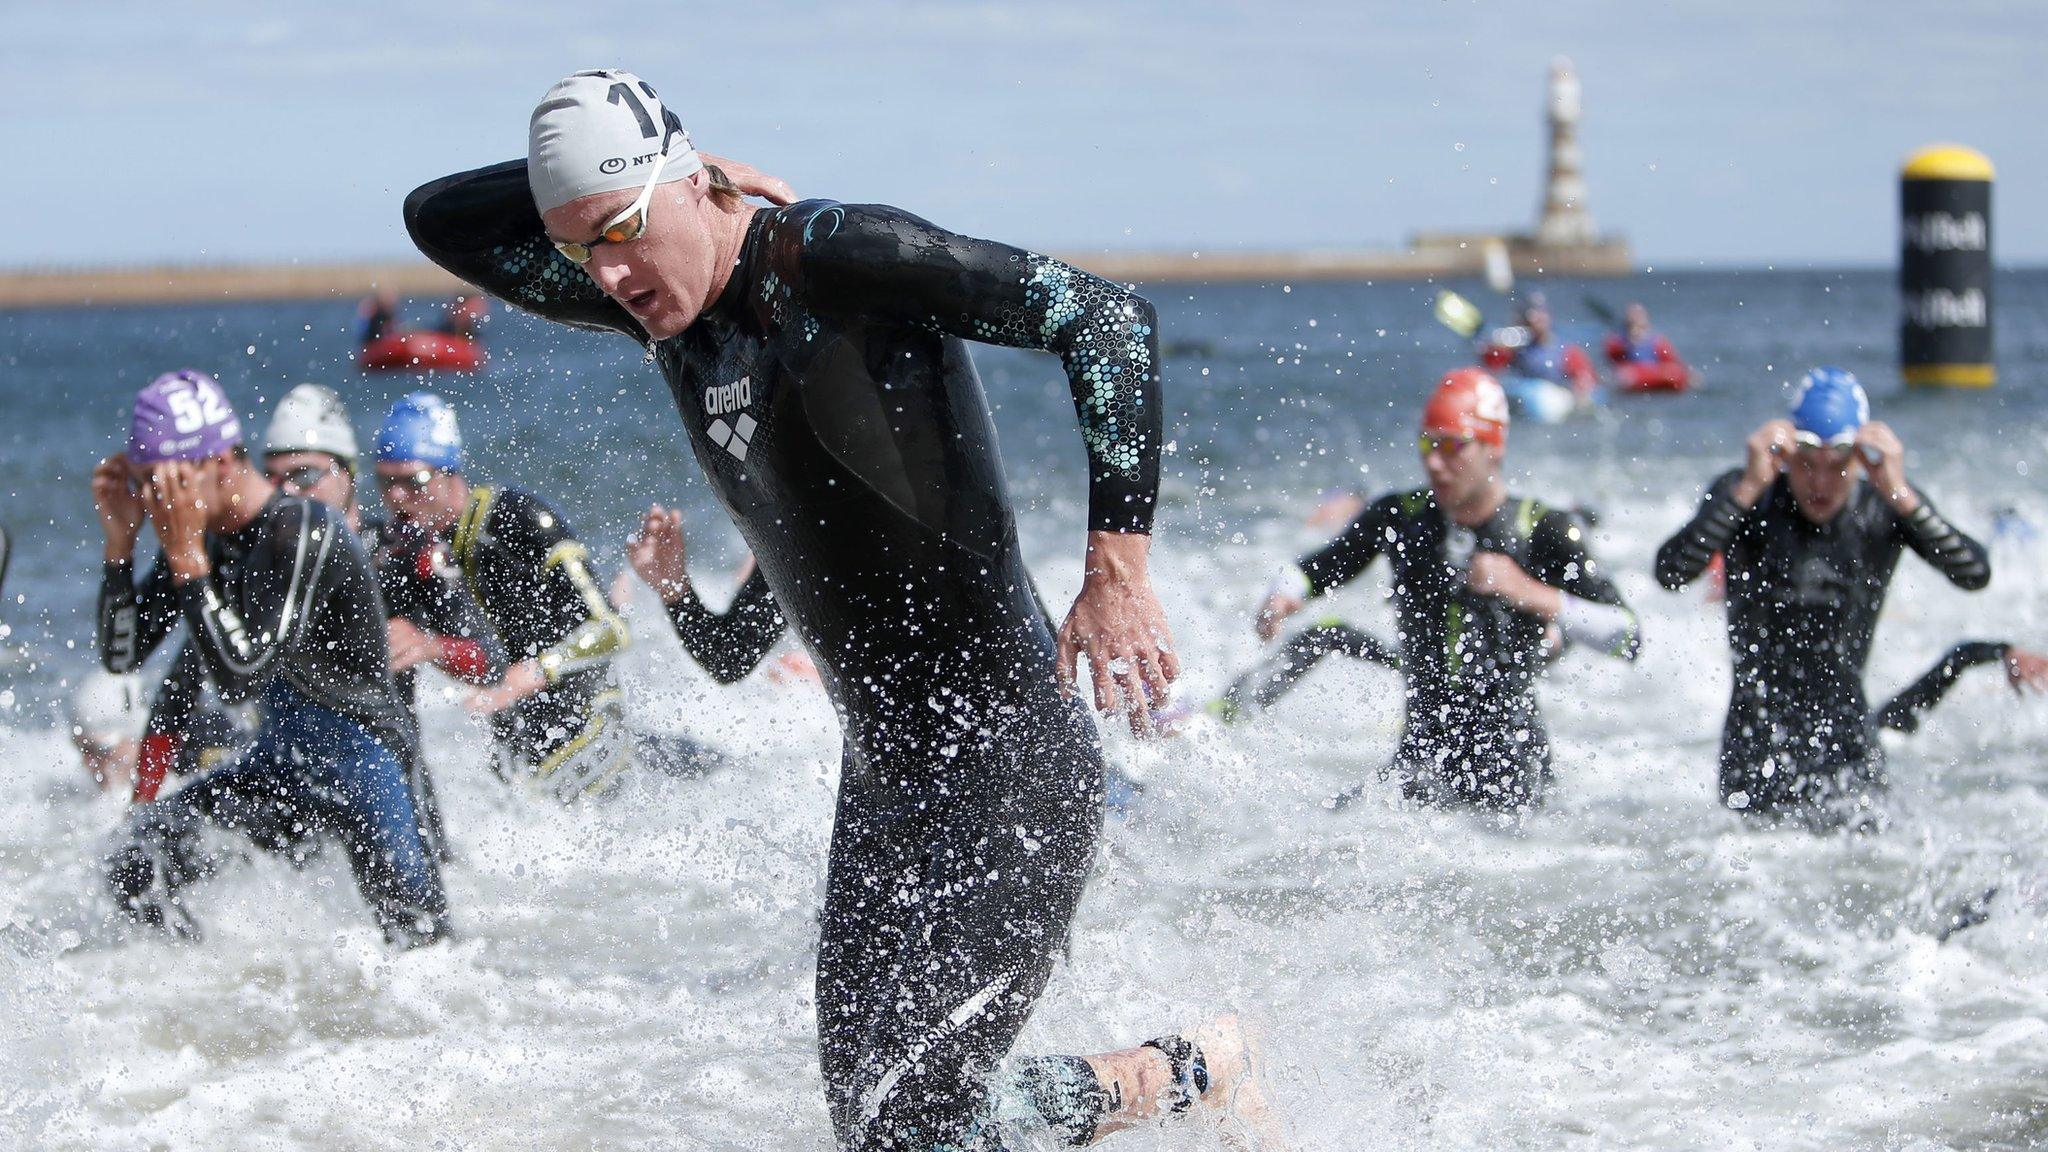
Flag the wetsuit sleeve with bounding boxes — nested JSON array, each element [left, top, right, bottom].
[[134, 643, 206, 802], [790, 203, 1163, 534], [1895, 492, 1991, 590], [374, 518, 508, 685], [178, 502, 336, 703], [99, 556, 180, 673], [1295, 496, 1394, 597], [495, 492, 631, 684], [537, 541, 631, 684], [410, 567, 508, 686], [403, 160, 645, 341], [664, 567, 786, 684], [1530, 509, 1641, 661], [1873, 641, 2009, 734], [1655, 470, 1746, 591]]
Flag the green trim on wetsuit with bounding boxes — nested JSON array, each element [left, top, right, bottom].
[[1294, 488, 1637, 809]]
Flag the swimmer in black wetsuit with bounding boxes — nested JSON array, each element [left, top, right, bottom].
[[406, 69, 1273, 1151], [132, 386, 504, 865], [371, 392, 636, 803], [1655, 368, 1991, 829], [1255, 369, 1640, 811], [92, 372, 446, 946]]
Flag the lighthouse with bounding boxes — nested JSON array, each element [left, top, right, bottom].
[[1535, 57, 1598, 248]]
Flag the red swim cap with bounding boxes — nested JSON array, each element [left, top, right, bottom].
[[1420, 368, 1510, 447]]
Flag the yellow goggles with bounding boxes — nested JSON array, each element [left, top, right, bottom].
[[551, 147, 671, 265], [1418, 433, 1478, 456]]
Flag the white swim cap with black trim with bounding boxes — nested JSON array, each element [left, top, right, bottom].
[[265, 383, 359, 468], [528, 69, 703, 215]]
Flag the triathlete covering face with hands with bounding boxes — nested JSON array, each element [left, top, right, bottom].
[[93, 371, 446, 945], [1656, 367, 1991, 827]]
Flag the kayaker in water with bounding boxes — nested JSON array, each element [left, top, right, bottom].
[[1604, 303, 1678, 368], [1505, 300, 1598, 400], [1603, 303, 1692, 390]]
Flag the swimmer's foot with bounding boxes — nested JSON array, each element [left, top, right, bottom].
[[1147, 1013, 1289, 1150]]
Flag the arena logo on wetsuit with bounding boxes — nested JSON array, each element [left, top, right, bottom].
[[703, 375, 755, 460]]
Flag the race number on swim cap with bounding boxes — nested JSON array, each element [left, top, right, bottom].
[[528, 69, 703, 215], [128, 370, 243, 464]]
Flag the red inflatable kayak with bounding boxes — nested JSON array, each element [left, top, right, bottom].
[[358, 331, 485, 374], [1616, 359, 1694, 393]]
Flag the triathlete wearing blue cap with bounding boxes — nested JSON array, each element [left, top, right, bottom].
[[375, 391, 466, 472], [1656, 369, 1991, 828], [374, 394, 636, 802]]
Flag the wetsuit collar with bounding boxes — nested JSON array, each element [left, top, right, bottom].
[[706, 208, 774, 325]]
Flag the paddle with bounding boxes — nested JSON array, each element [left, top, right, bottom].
[[1431, 290, 1486, 340], [1582, 294, 1622, 330], [0, 520, 10, 597]]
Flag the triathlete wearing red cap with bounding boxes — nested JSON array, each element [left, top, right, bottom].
[[1257, 370, 1640, 811]]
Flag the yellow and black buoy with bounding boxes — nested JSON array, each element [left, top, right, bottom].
[[1900, 144, 1993, 387]]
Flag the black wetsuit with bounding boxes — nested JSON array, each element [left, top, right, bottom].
[[139, 645, 251, 788], [99, 494, 446, 946], [445, 485, 633, 800], [362, 510, 506, 852], [1656, 471, 1990, 824], [409, 166, 1160, 1149], [1213, 620, 1401, 723], [1296, 489, 1639, 809], [136, 511, 502, 857], [663, 568, 784, 684], [1873, 641, 2011, 734]]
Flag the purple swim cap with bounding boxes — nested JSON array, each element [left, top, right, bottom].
[[127, 371, 243, 464]]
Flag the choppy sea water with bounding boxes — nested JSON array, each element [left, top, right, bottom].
[[3, 269, 2048, 1150]]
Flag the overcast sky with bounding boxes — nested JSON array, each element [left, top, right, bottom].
[[6, 0, 2044, 268]]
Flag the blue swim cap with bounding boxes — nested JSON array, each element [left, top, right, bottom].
[[375, 392, 464, 471], [1788, 367, 1869, 447]]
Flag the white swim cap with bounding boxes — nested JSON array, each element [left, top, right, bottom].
[[528, 69, 703, 215], [71, 671, 147, 744], [265, 383, 358, 467]]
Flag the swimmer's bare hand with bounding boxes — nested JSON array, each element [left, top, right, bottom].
[[699, 153, 797, 206], [385, 618, 439, 673], [1058, 532, 1180, 736], [92, 453, 146, 561], [2006, 646, 2048, 694], [143, 462, 211, 581], [1734, 419, 1794, 507], [464, 659, 546, 716], [1856, 421, 1917, 513], [1255, 593, 1303, 643], [1467, 552, 1561, 619], [627, 504, 692, 604]]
